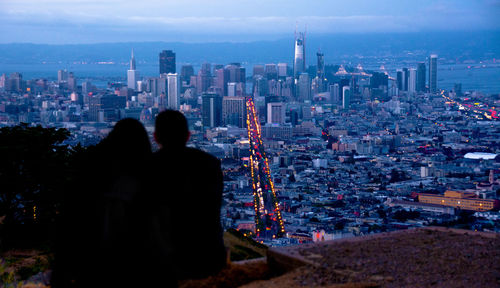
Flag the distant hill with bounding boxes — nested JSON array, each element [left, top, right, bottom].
[[0, 31, 499, 66]]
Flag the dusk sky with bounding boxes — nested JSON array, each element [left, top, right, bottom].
[[1, 0, 499, 44]]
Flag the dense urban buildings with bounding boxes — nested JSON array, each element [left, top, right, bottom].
[[1, 35, 499, 245]]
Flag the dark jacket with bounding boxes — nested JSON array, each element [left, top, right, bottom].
[[149, 146, 226, 280]]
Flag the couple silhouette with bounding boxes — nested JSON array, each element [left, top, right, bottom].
[[52, 110, 226, 287]]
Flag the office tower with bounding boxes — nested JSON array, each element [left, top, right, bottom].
[[253, 65, 265, 77], [196, 65, 211, 94], [82, 80, 92, 96], [317, 50, 324, 79], [370, 72, 388, 89], [408, 68, 417, 94], [58, 70, 68, 83], [402, 68, 409, 91], [159, 50, 176, 75], [267, 102, 285, 124], [396, 70, 403, 91], [294, 30, 306, 78], [416, 62, 426, 92], [222, 96, 246, 128], [265, 64, 278, 80], [226, 64, 245, 83], [167, 73, 180, 110], [202, 92, 222, 127], [180, 65, 194, 85], [215, 68, 229, 96], [342, 86, 351, 110], [212, 64, 224, 74], [227, 82, 237, 97], [277, 63, 288, 78], [67, 72, 77, 91], [127, 49, 139, 90], [429, 54, 438, 93], [297, 73, 311, 101], [201, 63, 212, 76], [89, 94, 126, 122], [330, 83, 340, 104], [8, 72, 22, 92], [253, 75, 268, 97]]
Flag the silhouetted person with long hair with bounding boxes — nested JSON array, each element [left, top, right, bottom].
[[150, 110, 226, 283], [52, 118, 152, 287]]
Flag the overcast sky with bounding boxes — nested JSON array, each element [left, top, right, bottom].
[[1, 0, 499, 44]]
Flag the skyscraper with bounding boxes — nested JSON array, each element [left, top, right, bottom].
[[127, 49, 139, 90], [297, 73, 311, 101], [402, 67, 409, 91], [167, 73, 180, 110], [180, 65, 194, 85], [342, 86, 351, 110], [202, 92, 222, 127], [58, 69, 68, 84], [416, 62, 426, 92], [330, 83, 340, 105], [429, 54, 438, 93], [277, 63, 288, 78], [293, 31, 306, 78], [159, 50, 176, 75], [317, 50, 324, 80], [408, 68, 417, 94], [265, 64, 278, 80], [396, 70, 403, 91], [222, 96, 246, 128], [267, 102, 285, 124]]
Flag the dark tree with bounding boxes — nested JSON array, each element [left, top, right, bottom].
[[0, 124, 80, 248]]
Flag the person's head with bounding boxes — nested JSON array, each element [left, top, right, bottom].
[[154, 110, 190, 149], [103, 118, 151, 158]]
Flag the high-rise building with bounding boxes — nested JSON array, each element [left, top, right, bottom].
[[297, 73, 310, 101], [215, 68, 229, 96], [222, 96, 246, 128], [267, 102, 285, 124], [408, 68, 417, 94], [330, 83, 340, 105], [196, 65, 212, 94], [167, 73, 180, 110], [402, 68, 409, 91], [58, 69, 68, 84], [342, 86, 351, 110], [265, 64, 278, 80], [226, 64, 245, 83], [293, 31, 306, 78], [317, 50, 324, 80], [67, 72, 77, 91], [416, 62, 426, 92], [159, 50, 176, 75], [202, 92, 222, 127], [429, 54, 438, 93], [253, 65, 265, 77], [396, 70, 403, 91], [89, 94, 126, 122], [180, 65, 194, 85], [277, 63, 288, 78], [8, 72, 23, 92], [127, 49, 139, 90]]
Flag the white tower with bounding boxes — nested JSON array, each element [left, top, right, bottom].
[[167, 73, 180, 110], [127, 49, 139, 90]]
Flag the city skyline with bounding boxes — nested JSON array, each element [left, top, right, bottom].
[[1, 0, 499, 44]]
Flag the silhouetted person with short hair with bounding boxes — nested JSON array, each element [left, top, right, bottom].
[[150, 110, 226, 282], [52, 118, 153, 287]]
